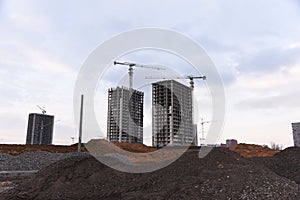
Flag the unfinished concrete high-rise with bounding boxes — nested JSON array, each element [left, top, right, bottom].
[[152, 80, 193, 147], [107, 86, 144, 143], [26, 113, 54, 145], [292, 122, 300, 147]]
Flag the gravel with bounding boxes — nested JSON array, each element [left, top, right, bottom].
[[2, 148, 299, 200], [0, 152, 90, 171]]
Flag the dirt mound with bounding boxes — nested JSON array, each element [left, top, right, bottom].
[[113, 142, 156, 153], [85, 139, 189, 165], [251, 147, 300, 184], [2, 148, 299, 200], [0, 141, 154, 156], [0, 144, 87, 156], [230, 143, 279, 157]]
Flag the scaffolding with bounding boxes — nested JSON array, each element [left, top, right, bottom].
[[107, 86, 144, 143], [152, 80, 193, 147]]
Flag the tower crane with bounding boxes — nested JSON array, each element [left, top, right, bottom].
[[37, 105, 46, 114], [199, 118, 216, 146], [114, 61, 165, 89], [145, 75, 206, 90], [145, 75, 206, 146], [71, 137, 76, 144]]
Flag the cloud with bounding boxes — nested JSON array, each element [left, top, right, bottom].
[[236, 45, 300, 74], [1, 0, 300, 147], [237, 90, 300, 110]]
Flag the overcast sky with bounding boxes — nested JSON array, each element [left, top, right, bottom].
[[1, 0, 300, 147]]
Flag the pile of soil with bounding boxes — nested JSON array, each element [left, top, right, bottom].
[[2, 148, 299, 200], [85, 139, 188, 165], [251, 147, 300, 184], [230, 143, 279, 157], [113, 142, 156, 153], [1, 142, 279, 158], [0, 141, 154, 156]]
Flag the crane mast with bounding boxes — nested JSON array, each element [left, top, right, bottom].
[[200, 118, 211, 146]]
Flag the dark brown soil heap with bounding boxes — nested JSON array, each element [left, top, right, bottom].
[[251, 146, 300, 185], [2, 148, 299, 200]]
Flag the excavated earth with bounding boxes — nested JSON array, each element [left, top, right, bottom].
[[1, 146, 300, 200], [230, 143, 280, 158], [0, 144, 87, 156], [250, 147, 300, 185]]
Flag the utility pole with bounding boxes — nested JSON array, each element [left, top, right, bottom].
[[78, 94, 84, 153]]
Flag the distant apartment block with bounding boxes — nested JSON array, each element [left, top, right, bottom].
[[292, 122, 300, 147], [107, 86, 144, 143], [226, 139, 238, 148], [220, 143, 227, 148], [26, 113, 54, 145], [152, 80, 193, 147]]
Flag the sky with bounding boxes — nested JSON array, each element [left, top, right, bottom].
[[1, 0, 300, 147]]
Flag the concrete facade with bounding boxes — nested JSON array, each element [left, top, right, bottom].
[[26, 113, 54, 145], [292, 122, 300, 147], [152, 80, 193, 147], [107, 86, 143, 143]]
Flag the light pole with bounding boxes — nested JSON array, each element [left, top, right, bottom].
[[78, 94, 84, 153]]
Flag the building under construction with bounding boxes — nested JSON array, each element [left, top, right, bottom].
[[26, 113, 54, 145], [152, 80, 193, 147], [107, 86, 144, 143]]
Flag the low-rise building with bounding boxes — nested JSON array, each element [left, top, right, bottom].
[[226, 139, 238, 148]]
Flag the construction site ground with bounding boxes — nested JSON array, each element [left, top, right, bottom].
[[0, 142, 278, 157], [0, 142, 299, 199]]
